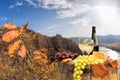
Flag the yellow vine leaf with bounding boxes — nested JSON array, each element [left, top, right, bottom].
[[20, 22, 29, 35], [2, 30, 20, 42], [41, 48, 48, 53], [33, 50, 41, 55], [8, 40, 21, 56], [2, 23, 17, 29], [18, 45, 27, 58], [33, 50, 48, 63]]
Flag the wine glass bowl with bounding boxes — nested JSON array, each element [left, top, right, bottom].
[[78, 38, 94, 55]]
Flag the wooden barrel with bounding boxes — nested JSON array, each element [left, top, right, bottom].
[[57, 61, 119, 80]]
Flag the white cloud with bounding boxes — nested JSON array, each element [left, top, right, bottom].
[[41, 0, 71, 9], [23, 0, 91, 18], [9, 2, 23, 9], [15, 2, 23, 6], [70, 18, 91, 26], [41, 0, 91, 18], [0, 16, 7, 22], [9, 5, 14, 9], [45, 26, 62, 36], [46, 26, 56, 30], [56, 4, 91, 18], [25, 0, 37, 7]]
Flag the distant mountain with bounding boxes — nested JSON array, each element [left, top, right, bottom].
[[97, 35, 120, 43], [70, 35, 120, 44]]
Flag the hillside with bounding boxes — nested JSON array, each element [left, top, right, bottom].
[[0, 23, 82, 79], [0, 26, 81, 63], [37, 34, 81, 62]]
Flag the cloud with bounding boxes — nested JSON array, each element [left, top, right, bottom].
[[41, 0, 71, 9], [0, 16, 7, 22], [24, 0, 37, 7], [23, 0, 91, 18], [70, 18, 91, 26], [46, 26, 56, 30], [45, 25, 61, 36], [41, 0, 91, 18], [9, 5, 14, 9], [9, 2, 23, 9], [15, 2, 23, 6]]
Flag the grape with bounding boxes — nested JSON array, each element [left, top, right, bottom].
[[80, 65, 85, 69], [69, 54, 73, 58], [74, 53, 79, 58], [62, 51, 67, 57], [66, 53, 69, 58], [55, 53, 62, 61], [73, 55, 104, 80], [62, 55, 66, 59], [55, 51, 79, 62], [55, 53, 61, 57], [76, 75, 81, 79], [74, 63, 79, 67]]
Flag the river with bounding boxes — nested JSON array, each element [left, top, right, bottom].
[[100, 47, 120, 72]]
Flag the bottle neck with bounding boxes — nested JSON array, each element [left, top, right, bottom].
[[92, 26, 96, 39], [92, 26, 98, 46], [92, 32, 96, 40]]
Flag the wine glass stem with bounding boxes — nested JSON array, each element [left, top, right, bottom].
[[82, 51, 85, 55]]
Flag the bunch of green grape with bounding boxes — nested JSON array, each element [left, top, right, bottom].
[[73, 55, 103, 80]]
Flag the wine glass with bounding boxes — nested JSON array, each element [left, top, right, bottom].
[[78, 38, 94, 79], [78, 38, 94, 55]]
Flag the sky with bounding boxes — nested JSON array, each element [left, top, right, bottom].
[[0, 0, 120, 37]]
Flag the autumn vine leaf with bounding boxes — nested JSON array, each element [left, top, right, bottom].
[[20, 22, 29, 35], [2, 23, 17, 29], [33, 48, 48, 63], [33, 50, 41, 55], [2, 30, 20, 42], [18, 45, 27, 58], [8, 40, 21, 56], [2, 22, 29, 59], [41, 48, 48, 53]]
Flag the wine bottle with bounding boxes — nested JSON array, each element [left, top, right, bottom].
[[90, 26, 99, 54]]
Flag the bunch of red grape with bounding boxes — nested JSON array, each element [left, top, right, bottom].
[[55, 51, 79, 61]]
